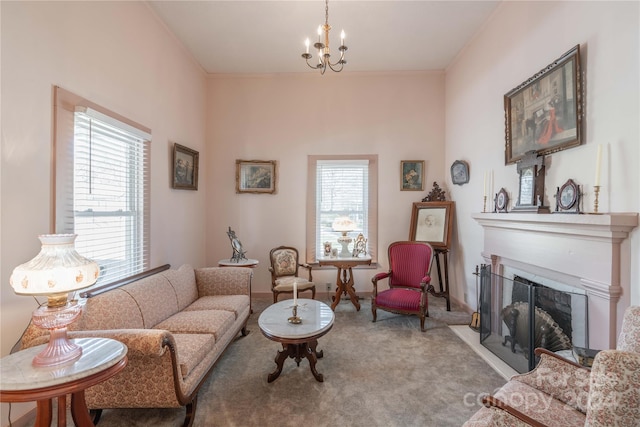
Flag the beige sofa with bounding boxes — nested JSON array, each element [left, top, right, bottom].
[[463, 306, 640, 427], [20, 264, 252, 427]]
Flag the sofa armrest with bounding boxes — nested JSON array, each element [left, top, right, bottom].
[[195, 267, 252, 296], [482, 396, 547, 427], [586, 350, 640, 426], [67, 329, 175, 358], [512, 348, 591, 413]]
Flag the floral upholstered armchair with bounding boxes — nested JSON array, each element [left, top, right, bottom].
[[268, 246, 316, 303], [464, 305, 640, 427]]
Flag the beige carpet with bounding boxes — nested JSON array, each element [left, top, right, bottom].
[[96, 296, 504, 427]]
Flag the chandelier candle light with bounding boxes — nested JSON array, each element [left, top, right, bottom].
[[302, 0, 347, 74], [10, 234, 99, 367]]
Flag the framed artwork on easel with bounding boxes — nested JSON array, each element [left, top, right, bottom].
[[409, 201, 455, 250]]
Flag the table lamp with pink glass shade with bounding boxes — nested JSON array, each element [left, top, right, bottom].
[[9, 234, 99, 367]]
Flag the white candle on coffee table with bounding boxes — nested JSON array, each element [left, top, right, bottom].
[[293, 281, 298, 306]]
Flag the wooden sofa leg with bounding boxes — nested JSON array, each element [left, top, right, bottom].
[[371, 305, 377, 323], [183, 395, 197, 427], [90, 409, 103, 425], [420, 315, 426, 332]]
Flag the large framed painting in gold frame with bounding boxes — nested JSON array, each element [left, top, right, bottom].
[[409, 201, 455, 250], [504, 45, 582, 165]]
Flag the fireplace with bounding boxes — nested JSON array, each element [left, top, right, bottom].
[[479, 264, 588, 373], [473, 212, 637, 351]]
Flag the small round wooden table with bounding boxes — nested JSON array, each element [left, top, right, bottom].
[[0, 338, 128, 427], [258, 299, 334, 382]]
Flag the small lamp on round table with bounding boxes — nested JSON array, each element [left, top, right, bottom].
[[332, 216, 356, 258], [10, 234, 99, 367]]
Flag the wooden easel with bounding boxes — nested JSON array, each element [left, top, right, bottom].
[[428, 247, 451, 311]]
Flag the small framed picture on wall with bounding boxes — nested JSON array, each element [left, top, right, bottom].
[[172, 143, 199, 190], [236, 159, 277, 194], [401, 160, 425, 191]]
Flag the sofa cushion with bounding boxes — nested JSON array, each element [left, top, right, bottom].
[[493, 380, 585, 427], [172, 333, 216, 379], [122, 274, 180, 328], [154, 310, 235, 341], [183, 295, 250, 319], [162, 264, 199, 311]]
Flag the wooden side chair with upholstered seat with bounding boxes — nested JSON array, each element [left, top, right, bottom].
[[371, 241, 434, 331], [268, 246, 316, 303]]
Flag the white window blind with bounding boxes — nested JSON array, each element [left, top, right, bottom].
[[306, 155, 378, 263], [57, 103, 150, 287], [316, 159, 368, 256]]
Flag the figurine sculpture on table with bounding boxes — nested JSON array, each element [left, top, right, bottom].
[[227, 227, 247, 263]]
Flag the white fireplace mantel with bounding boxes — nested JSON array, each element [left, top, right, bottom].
[[472, 212, 638, 349]]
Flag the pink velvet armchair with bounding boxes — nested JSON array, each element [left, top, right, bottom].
[[371, 241, 434, 331]]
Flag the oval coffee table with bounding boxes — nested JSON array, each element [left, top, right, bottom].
[[258, 299, 334, 382]]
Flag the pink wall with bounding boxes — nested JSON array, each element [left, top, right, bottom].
[[445, 1, 639, 310], [206, 72, 446, 293], [1, 3, 207, 420]]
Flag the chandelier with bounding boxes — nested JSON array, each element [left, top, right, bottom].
[[301, 0, 348, 74]]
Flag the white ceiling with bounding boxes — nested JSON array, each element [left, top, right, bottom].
[[148, 1, 501, 74]]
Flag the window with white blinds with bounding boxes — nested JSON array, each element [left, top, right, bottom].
[[54, 87, 151, 287], [306, 155, 378, 263]]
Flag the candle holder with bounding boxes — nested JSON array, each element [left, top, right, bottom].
[[593, 185, 601, 214], [288, 304, 302, 324], [483, 196, 487, 213]]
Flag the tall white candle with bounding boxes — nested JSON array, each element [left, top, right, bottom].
[[293, 281, 298, 306], [483, 171, 487, 198], [594, 145, 602, 186], [490, 170, 494, 198]]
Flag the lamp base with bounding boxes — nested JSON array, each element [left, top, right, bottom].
[[337, 235, 352, 258], [31, 301, 83, 367]]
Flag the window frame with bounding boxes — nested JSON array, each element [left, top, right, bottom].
[[53, 86, 151, 287], [306, 154, 378, 265]]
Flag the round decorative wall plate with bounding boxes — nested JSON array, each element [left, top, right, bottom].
[[450, 160, 469, 186]]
